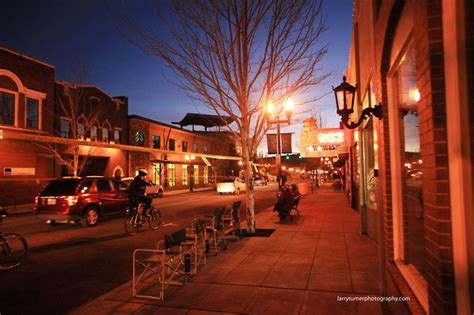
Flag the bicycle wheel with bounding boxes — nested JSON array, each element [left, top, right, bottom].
[[0, 234, 28, 271], [148, 207, 161, 230], [124, 211, 139, 236]]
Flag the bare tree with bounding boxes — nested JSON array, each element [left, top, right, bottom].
[[158, 128, 172, 187], [38, 66, 104, 177], [110, 0, 328, 233]]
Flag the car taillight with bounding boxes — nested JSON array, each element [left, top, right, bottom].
[[66, 196, 79, 206]]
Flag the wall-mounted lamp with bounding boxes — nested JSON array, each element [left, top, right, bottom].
[[333, 76, 382, 129]]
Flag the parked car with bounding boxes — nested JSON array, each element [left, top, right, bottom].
[[253, 176, 268, 186], [34, 177, 129, 227], [121, 177, 164, 198], [217, 177, 246, 195]]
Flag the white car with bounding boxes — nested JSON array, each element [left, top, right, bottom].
[[121, 177, 164, 198], [217, 177, 246, 195]]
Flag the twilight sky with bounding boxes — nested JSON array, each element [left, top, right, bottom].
[[0, 0, 354, 154]]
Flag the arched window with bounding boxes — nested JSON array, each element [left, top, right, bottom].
[[0, 69, 22, 127]]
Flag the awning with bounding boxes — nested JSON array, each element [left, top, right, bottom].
[[172, 113, 234, 128], [202, 156, 212, 166]]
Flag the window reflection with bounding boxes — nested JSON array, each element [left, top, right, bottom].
[[396, 44, 426, 279]]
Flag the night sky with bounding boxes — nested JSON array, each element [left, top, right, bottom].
[[0, 0, 354, 154]]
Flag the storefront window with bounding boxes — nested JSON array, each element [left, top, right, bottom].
[[168, 163, 176, 187], [194, 165, 199, 185], [203, 166, 209, 184], [396, 44, 425, 278], [364, 120, 377, 209], [182, 164, 188, 186], [152, 163, 162, 185]]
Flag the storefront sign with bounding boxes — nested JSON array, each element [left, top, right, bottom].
[[3, 167, 36, 176], [299, 127, 347, 158], [318, 131, 344, 144]]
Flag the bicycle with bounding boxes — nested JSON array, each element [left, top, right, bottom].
[[124, 203, 161, 236], [0, 207, 28, 271]]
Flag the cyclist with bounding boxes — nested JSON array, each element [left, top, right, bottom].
[[128, 169, 153, 223]]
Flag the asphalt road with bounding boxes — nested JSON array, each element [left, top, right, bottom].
[[0, 184, 278, 315]]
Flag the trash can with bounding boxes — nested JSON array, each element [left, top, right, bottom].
[[298, 182, 309, 195]]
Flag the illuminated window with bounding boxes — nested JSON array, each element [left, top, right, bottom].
[[194, 165, 199, 185], [168, 163, 176, 187], [203, 166, 208, 184], [152, 163, 162, 185], [182, 164, 188, 186]]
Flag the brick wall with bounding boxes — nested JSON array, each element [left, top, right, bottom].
[[0, 48, 56, 205], [414, 1, 456, 313], [371, 0, 456, 313], [0, 48, 55, 133]]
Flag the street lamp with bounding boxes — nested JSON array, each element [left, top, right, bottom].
[[333, 76, 382, 129], [185, 154, 195, 192], [265, 98, 293, 190]]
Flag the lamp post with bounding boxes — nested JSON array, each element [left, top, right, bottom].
[[333, 76, 382, 129], [185, 154, 195, 192], [265, 98, 294, 190]]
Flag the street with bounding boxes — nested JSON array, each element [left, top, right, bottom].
[[0, 184, 277, 315]]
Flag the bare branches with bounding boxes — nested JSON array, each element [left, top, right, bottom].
[[108, 0, 328, 233]]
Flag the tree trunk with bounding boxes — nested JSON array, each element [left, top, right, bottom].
[[242, 139, 256, 234], [73, 145, 79, 177]]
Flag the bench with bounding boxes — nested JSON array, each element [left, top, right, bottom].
[[132, 228, 194, 301], [291, 194, 301, 216]]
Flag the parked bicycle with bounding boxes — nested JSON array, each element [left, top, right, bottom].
[[124, 203, 161, 236], [0, 207, 28, 271]]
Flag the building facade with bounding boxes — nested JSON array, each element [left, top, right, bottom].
[[0, 47, 56, 204], [54, 82, 129, 178], [345, 0, 473, 314], [128, 115, 236, 190]]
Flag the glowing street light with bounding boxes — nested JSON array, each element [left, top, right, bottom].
[[264, 97, 294, 190]]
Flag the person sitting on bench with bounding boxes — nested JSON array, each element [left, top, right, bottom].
[[273, 184, 293, 220]]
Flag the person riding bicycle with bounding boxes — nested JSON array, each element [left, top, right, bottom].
[[128, 169, 153, 222]]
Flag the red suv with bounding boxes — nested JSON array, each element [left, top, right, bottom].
[[34, 177, 129, 227]]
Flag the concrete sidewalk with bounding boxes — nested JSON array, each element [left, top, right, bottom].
[[72, 186, 385, 315]]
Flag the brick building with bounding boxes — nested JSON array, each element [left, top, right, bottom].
[[54, 82, 129, 178], [0, 47, 56, 204], [344, 0, 473, 314], [0, 47, 130, 204], [128, 115, 237, 190]]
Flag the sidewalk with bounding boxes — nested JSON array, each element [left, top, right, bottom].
[[72, 185, 384, 315]]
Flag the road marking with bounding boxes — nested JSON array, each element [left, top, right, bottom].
[[162, 222, 178, 227]]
